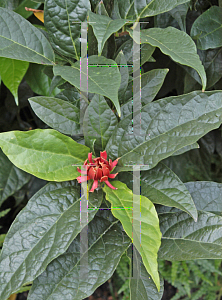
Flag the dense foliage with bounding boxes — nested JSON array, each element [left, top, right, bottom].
[[0, 0, 222, 299]]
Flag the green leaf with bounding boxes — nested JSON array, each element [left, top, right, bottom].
[[106, 91, 222, 171], [115, 50, 129, 100], [0, 8, 54, 64], [103, 181, 162, 291], [0, 57, 29, 105], [119, 163, 198, 221], [0, 129, 89, 181], [29, 96, 80, 135], [0, 181, 103, 300], [27, 210, 131, 300], [54, 55, 121, 116], [128, 27, 206, 90], [127, 248, 164, 300], [0, 234, 6, 248], [25, 64, 60, 97], [88, 11, 130, 55], [83, 94, 118, 150], [172, 142, 199, 156], [167, 3, 189, 31], [185, 181, 222, 215], [0, 149, 30, 207], [0, 209, 10, 218], [135, 0, 190, 18], [191, 6, 222, 50], [44, 0, 90, 59], [14, 0, 41, 19], [158, 210, 222, 260]]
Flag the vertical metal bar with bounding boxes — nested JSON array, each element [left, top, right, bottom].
[[80, 22, 88, 134], [133, 22, 141, 137], [132, 165, 141, 278]]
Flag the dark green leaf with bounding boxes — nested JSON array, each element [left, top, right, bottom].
[[172, 142, 199, 156], [158, 211, 222, 260], [0, 181, 103, 300], [0, 149, 30, 207], [83, 94, 118, 150], [25, 64, 60, 97], [103, 181, 162, 290], [128, 27, 206, 90], [115, 50, 129, 100], [119, 163, 197, 220], [167, 3, 189, 31], [29, 96, 80, 135], [0, 8, 54, 64], [28, 210, 130, 300], [44, 0, 90, 59], [54, 55, 121, 116], [14, 0, 41, 19], [191, 6, 222, 50], [0, 57, 29, 105], [106, 91, 222, 171], [0, 129, 89, 181]]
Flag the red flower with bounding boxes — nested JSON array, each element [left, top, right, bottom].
[[77, 151, 119, 192]]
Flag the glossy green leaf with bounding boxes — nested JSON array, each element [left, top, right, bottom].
[[103, 181, 162, 290], [29, 96, 80, 135], [0, 149, 30, 207], [28, 210, 131, 300], [191, 6, 222, 50], [127, 248, 164, 300], [0, 181, 103, 300], [172, 142, 199, 156], [0, 57, 29, 105], [83, 94, 118, 150], [44, 0, 90, 59], [54, 56, 121, 116], [119, 163, 197, 220], [0, 129, 89, 181], [128, 27, 206, 90], [88, 11, 130, 55], [0, 8, 54, 64], [25, 64, 60, 97], [106, 91, 222, 171], [115, 50, 129, 100], [158, 210, 222, 260], [185, 181, 222, 215], [14, 0, 41, 19]]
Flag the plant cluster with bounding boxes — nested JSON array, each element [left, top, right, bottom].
[[0, 0, 222, 299]]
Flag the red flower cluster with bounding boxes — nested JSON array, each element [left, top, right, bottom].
[[77, 151, 119, 192]]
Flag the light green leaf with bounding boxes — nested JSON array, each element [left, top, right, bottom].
[[14, 0, 41, 19], [103, 181, 162, 291], [0, 149, 30, 207], [29, 96, 80, 135], [128, 27, 206, 90], [119, 163, 198, 221], [127, 248, 164, 300], [44, 0, 90, 59], [158, 210, 222, 260], [27, 210, 131, 300], [0, 129, 89, 181], [0, 209, 10, 219], [0, 181, 103, 300], [172, 142, 199, 156], [88, 11, 130, 55], [191, 6, 222, 50], [0, 57, 29, 105], [106, 91, 222, 171], [54, 55, 121, 116], [0, 8, 54, 64], [25, 64, 60, 97], [83, 94, 118, 150]]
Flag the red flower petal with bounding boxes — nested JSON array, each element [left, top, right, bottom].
[[100, 175, 108, 182], [111, 158, 120, 169], [77, 176, 88, 183], [100, 150, 107, 160], [90, 180, 98, 192], [77, 167, 87, 174], [104, 180, 117, 190], [108, 173, 118, 179], [95, 168, 103, 180], [88, 167, 96, 179], [102, 166, 110, 177], [88, 152, 93, 163]]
